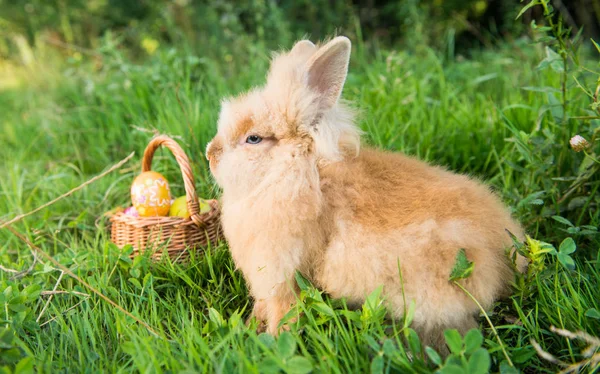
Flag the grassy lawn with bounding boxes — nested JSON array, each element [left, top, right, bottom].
[[1, 11, 600, 374]]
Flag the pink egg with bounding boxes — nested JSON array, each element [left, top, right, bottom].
[[124, 206, 139, 217]]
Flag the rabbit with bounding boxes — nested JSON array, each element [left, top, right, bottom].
[[205, 36, 527, 352]]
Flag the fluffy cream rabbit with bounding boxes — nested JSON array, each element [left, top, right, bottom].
[[206, 36, 526, 351]]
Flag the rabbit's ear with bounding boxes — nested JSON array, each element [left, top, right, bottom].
[[304, 36, 351, 110], [290, 40, 316, 57]]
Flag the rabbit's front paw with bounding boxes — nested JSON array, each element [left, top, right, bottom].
[[246, 299, 267, 331], [265, 297, 295, 336]]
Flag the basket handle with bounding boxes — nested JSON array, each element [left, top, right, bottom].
[[141, 135, 203, 226]]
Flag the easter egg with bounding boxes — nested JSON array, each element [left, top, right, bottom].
[[130, 171, 172, 217], [199, 199, 211, 214], [199, 199, 212, 214], [123, 206, 139, 217], [169, 196, 189, 218], [169, 196, 212, 218]]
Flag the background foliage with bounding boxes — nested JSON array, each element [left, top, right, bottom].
[[1, 0, 600, 58]]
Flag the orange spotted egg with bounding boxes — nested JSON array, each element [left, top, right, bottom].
[[130, 171, 172, 217]]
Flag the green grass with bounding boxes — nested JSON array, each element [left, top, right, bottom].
[[1, 31, 599, 373]]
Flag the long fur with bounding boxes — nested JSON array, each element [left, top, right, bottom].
[[205, 36, 527, 353]]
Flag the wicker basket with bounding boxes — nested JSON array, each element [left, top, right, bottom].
[[109, 135, 222, 261]]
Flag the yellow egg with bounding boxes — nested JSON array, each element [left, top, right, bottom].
[[169, 196, 189, 218], [199, 199, 212, 214], [169, 196, 212, 218], [130, 171, 172, 217]]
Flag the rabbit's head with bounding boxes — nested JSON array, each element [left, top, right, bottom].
[[206, 36, 361, 199]]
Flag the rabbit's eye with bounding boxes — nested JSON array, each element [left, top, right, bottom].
[[246, 135, 263, 144]]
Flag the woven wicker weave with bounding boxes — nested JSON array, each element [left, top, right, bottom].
[[109, 135, 222, 261]]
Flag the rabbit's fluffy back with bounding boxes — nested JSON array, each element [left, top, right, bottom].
[[315, 148, 525, 348], [207, 36, 526, 351]]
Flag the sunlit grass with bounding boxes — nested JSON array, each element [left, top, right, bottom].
[[1, 33, 599, 373]]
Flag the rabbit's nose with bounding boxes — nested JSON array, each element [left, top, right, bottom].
[[205, 141, 213, 161], [205, 138, 223, 165]]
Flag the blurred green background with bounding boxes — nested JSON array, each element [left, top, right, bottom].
[[2, 0, 599, 60]]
